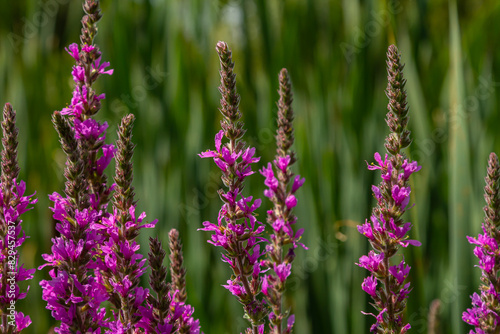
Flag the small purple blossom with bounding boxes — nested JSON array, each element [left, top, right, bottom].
[[291, 175, 305, 193], [96, 144, 117, 175], [65, 43, 80, 60], [274, 263, 292, 283], [357, 251, 384, 273], [389, 261, 411, 285], [367, 152, 390, 171], [392, 185, 411, 209], [362, 275, 378, 297], [74, 118, 109, 141]]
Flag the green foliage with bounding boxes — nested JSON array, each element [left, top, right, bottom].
[[1, 0, 500, 332]]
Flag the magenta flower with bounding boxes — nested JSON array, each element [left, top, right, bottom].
[[367, 152, 390, 171], [362, 276, 378, 297], [274, 263, 292, 283], [74, 118, 108, 141], [357, 251, 384, 273]]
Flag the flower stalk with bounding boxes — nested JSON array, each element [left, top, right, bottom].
[[357, 45, 421, 333], [260, 69, 305, 334], [0, 103, 36, 333], [199, 41, 266, 333], [463, 152, 500, 333], [39, 1, 117, 332]]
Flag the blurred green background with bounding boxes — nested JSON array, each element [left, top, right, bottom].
[[1, 0, 500, 333]]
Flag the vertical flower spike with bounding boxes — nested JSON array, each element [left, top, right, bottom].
[[61, 0, 115, 211], [260, 69, 305, 334], [169, 229, 187, 303], [199, 41, 267, 332], [1, 103, 20, 189], [0, 103, 36, 332], [168, 229, 200, 333], [40, 1, 115, 333], [463, 152, 500, 332], [95, 113, 157, 333], [138, 235, 201, 334], [276, 69, 296, 164], [112, 114, 137, 228], [357, 45, 421, 332], [52, 112, 88, 212]]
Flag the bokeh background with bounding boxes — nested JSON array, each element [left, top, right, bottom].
[[1, 0, 500, 332]]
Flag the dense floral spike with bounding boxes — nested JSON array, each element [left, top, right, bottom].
[[199, 41, 267, 332], [1, 103, 20, 190], [112, 114, 137, 230], [169, 229, 201, 333], [169, 229, 187, 303], [138, 236, 201, 334], [384, 44, 411, 157], [52, 112, 89, 211], [260, 69, 305, 334], [463, 152, 500, 332], [216, 42, 245, 142], [40, 1, 115, 332], [0, 103, 36, 332], [95, 113, 157, 333], [62, 0, 114, 211], [357, 45, 421, 333], [275, 69, 296, 165], [146, 237, 169, 321]]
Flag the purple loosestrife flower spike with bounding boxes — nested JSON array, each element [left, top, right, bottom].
[[62, 0, 115, 211], [138, 235, 201, 334], [199, 41, 267, 332], [260, 68, 305, 334], [463, 152, 500, 332], [276, 69, 296, 165], [357, 45, 421, 332], [1, 104, 19, 190], [52, 112, 89, 211], [0, 103, 36, 332], [169, 229, 200, 333], [112, 114, 137, 230], [169, 229, 187, 303], [94, 113, 158, 333], [40, 2, 115, 332]]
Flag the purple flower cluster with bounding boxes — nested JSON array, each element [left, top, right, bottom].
[[0, 103, 36, 331], [199, 42, 270, 332], [357, 45, 421, 332], [463, 152, 500, 333], [138, 232, 201, 334], [258, 69, 305, 334], [137, 290, 200, 333], [200, 47, 306, 334], [39, 1, 202, 333], [199, 129, 267, 322], [40, 193, 110, 332], [39, 2, 117, 332]]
